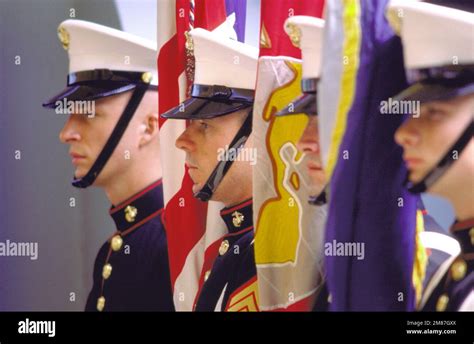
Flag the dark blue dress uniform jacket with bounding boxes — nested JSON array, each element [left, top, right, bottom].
[[85, 180, 175, 311], [421, 218, 474, 311], [195, 199, 258, 312]]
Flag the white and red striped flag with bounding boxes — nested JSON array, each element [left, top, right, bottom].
[[157, 0, 242, 311]]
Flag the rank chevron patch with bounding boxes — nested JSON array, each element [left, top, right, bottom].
[[225, 277, 259, 312]]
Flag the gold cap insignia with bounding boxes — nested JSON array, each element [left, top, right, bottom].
[[124, 205, 138, 223], [185, 31, 194, 53], [57, 26, 70, 51], [285, 22, 301, 48]]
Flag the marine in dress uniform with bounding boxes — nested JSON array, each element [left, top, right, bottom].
[[85, 180, 174, 311], [421, 219, 474, 311], [276, 14, 455, 312], [195, 199, 256, 311], [388, 0, 474, 311], [42, 20, 174, 311], [161, 28, 259, 311], [276, 15, 326, 205], [417, 200, 462, 294]]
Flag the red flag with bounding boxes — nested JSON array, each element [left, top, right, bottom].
[[259, 0, 324, 57], [158, 0, 229, 311]]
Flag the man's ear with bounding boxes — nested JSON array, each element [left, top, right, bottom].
[[139, 112, 159, 147]]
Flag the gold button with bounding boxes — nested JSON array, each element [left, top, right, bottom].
[[141, 72, 152, 84], [102, 263, 112, 280], [469, 227, 474, 246], [451, 259, 467, 281], [204, 270, 211, 282], [97, 296, 105, 312], [111, 235, 123, 252], [124, 205, 138, 223], [219, 240, 230, 256], [436, 294, 449, 312]]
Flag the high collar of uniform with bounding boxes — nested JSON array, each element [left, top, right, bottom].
[[220, 199, 253, 234], [451, 218, 474, 259], [109, 179, 164, 233]]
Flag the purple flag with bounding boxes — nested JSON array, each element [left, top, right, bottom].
[[225, 0, 247, 42], [321, 0, 417, 311]]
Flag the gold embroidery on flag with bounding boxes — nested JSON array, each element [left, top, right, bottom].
[[260, 23, 272, 49], [255, 61, 307, 264]]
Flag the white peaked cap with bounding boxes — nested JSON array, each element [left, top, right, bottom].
[[387, 0, 474, 69], [284, 16, 325, 79], [57, 19, 158, 85], [190, 27, 259, 90]]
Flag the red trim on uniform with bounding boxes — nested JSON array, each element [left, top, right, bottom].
[[224, 225, 254, 238], [451, 218, 474, 231], [220, 199, 253, 216], [100, 244, 114, 295], [421, 209, 428, 215], [120, 208, 164, 237], [98, 208, 163, 303], [109, 179, 163, 214], [462, 252, 474, 261]]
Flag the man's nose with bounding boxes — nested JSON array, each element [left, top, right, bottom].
[[175, 127, 196, 153], [59, 116, 81, 143], [394, 118, 420, 148], [296, 119, 319, 153]]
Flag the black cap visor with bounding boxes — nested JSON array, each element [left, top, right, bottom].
[[394, 65, 474, 103], [161, 96, 252, 120], [42, 83, 137, 109], [42, 69, 157, 109], [276, 92, 317, 117], [392, 81, 474, 104], [161, 84, 254, 120]]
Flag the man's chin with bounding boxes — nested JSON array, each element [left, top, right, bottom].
[[408, 170, 444, 194], [73, 168, 87, 180], [191, 182, 202, 195], [309, 186, 325, 198], [308, 174, 326, 196], [407, 171, 424, 186]]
